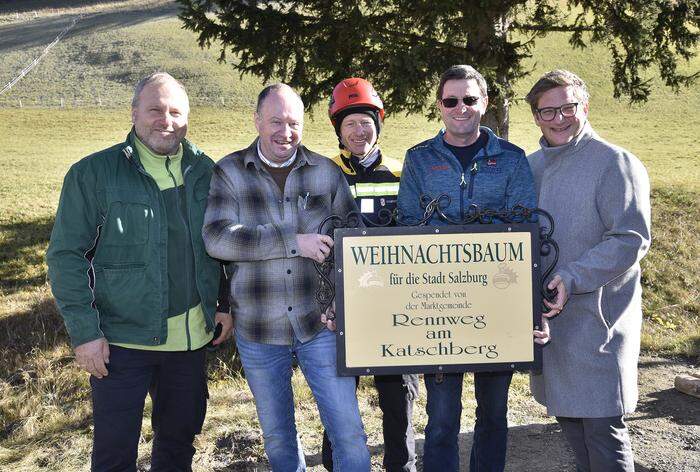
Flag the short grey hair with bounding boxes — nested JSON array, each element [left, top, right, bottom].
[[256, 83, 304, 113], [131, 72, 188, 108], [525, 69, 590, 112], [437, 65, 488, 100]]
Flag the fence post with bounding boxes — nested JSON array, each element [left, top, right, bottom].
[[60, 97, 64, 108], [18, 99, 22, 108]]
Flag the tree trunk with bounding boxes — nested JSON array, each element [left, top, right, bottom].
[[483, 94, 509, 140], [469, 10, 513, 140]]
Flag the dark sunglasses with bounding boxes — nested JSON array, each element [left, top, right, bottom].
[[440, 96, 480, 108]]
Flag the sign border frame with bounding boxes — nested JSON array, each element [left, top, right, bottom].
[[333, 223, 543, 376]]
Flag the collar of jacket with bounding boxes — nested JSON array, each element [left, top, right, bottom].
[[120, 128, 205, 174], [538, 120, 597, 161], [428, 126, 503, 161], [338, 146, 383, 176], [242, 138, 319, 171]]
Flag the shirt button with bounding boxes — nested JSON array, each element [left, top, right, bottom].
[[291, 249, 296, 255], [285, 197, 290, 202], [288, 306, 293, 311], [287, 269, 292, 274]]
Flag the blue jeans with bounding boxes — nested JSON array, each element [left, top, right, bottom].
[[322, 374, 419, 471], [236, 329, 370, 472], [423, 370, 513, 472]]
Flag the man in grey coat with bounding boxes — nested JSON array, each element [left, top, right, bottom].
[[525, 70, 651, 471]]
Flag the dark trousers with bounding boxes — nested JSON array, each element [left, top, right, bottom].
[[322, 374, 419, 472], [423, 370, 513, 472], [90, 346, 208, 472], [557, 416, 635, 472]]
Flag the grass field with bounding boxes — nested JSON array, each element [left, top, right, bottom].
[[0, 1, 698, 470]]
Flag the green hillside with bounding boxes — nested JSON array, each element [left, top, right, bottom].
[[1, 2, 698, 187], [0, 1, 262, 108]]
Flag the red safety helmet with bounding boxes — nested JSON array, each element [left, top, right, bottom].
[[328, 77, 385, 127]]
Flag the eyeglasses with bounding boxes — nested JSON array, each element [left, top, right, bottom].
[[536, 102, 579, 121], [440, 96, 481, 108]]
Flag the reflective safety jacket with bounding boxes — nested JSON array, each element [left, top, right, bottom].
[[331, 149, 401, 225]]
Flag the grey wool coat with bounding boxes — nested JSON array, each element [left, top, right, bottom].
[[527, 123, 651, 418]]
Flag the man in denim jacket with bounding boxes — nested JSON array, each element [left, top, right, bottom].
[[397, 65, 537, 472]]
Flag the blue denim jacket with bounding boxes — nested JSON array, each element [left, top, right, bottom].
[[397, 127, 536, 225]]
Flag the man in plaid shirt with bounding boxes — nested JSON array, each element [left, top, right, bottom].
[[202, 83, 370, 471]]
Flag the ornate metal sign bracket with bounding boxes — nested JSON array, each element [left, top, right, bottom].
[[314, 194, 559, 314]]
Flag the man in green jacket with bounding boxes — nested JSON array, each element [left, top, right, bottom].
[[46, 72, 232, 471]]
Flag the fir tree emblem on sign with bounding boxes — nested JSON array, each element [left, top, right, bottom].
[[358, 269, 383, 288]]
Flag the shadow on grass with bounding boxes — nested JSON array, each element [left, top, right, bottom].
[[0, 296, 86, 443], [0, 2, 179, 51], [0, 295, 241, 450], [634, 387, 700, 427], [0, 213, 243, 375], [0, 215, 54, 295], [0, 294, 243, 380], [0, 297, 68, 379]]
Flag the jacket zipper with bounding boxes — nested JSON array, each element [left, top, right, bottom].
[[459, 172, 467, 219], [468, 161, 479, 199], [166, 156, 192, 351], [127, 150, 168, 345]]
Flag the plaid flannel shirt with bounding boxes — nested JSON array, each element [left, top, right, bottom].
[[203, 140, 358, 345]]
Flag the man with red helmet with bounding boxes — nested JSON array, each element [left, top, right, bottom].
[[322, 77, 419, 472]]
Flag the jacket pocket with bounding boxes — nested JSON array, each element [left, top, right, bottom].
[[102, 189, 152, 246], [96, 265, 154, 331], [471, 170, 507, 211], [297, 193, 331, 233]]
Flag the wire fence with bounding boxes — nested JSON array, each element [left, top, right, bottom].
[[0, 95, 256, 108], [0, 8, 260, 110], [0, 14, 84, 97]]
